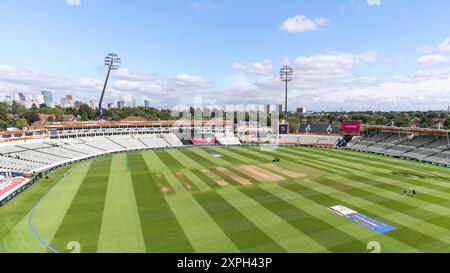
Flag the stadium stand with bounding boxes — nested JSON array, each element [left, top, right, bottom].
[[0, 132, 188, 173], [216, 134, 241, 145], [347, 128, 449, 165], [279, 134, 341, 146]]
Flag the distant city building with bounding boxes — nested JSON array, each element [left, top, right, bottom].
[[5, 95, 12, 103], [144, 100, 150, 108], [132, 97, 136, 108], [65, 95, 73, 100], [107, 103, 115, 109], [75, 100, 82, 108], [117, 100, 125, 109], [41, 91, 53, 106], [17, 93, 26, 101], [89, 100, 96, 109], [265, 104, 283, 115], [296, 107, 307, 114], [60, 98, 73, 108]]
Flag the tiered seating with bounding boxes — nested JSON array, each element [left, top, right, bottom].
[[135, 134, 169, 148], [279, 134, 340, 146], [425, 150, 450, 165], [0, 145, 26, 154], [106, 135, 147, 149], [163, 134, 184, 146], [79, 136, 124, 151], [347, 133, 449, 165], [216, 134, 241, 145]]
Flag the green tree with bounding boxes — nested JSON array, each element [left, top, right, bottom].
[[20, 112, 40, 125], [30, 104, 39, 113], [444, 117, 450, 130], [393, 113, 411, 127], [11, 101, 20, 114], [15, 118, 29, 129]]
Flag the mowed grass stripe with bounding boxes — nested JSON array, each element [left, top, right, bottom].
[[190, 169, 222, 190], [335, 148, 450, 174], [275, 180, 419, 253], [190, 148, 238, 167], [165, 149, 213, 191], [279, 148, 450, 207], [193, 191, 285, 252], [174, 171, 200, 191], [209, 168, 242, 186], [283, 148, 450, 202], [97, 154, 145, 253], [128, 153, 193, 252], [209, 147, 257, 165], [217, 187, 329, 252], [152, 173, 175, 195], [179, 149, 217, 168], [180, 169, 214, 191], [30, 161, 92, 252], [0, 166, 71, 240], [249, 148, 338, 174], [141, 151, 187, 194], [205, 147, 248, 165], [226, 147, 272, 163], [219, 166, 259, 184], [337, 172, 450, 215], [166, 194, 239, 252], [280, 181, 449, 252], [51, 157, 112, 253], [1, 165, 76, 253], [313, 154, 450, 201], [154, 150, 185, 171], [315, 175, 450, 231], [296, 147, 450, 186], [256, 182, 412, 250], [165, 149, 203, 169], [294, 154, 450, 224], [238, 186, 366, 252]]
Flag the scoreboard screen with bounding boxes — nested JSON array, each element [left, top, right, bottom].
[[279, 124, 289, 134]]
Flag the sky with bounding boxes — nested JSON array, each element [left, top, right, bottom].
[[0, 0, 450, 111]]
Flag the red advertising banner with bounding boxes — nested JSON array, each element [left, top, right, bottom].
[[340, 121, 361, 133], [192, 137, 216, 144], [0, 177, 28, 200]]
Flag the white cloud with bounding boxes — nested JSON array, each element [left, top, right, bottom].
[[418, 37, 450, 53], [231, 59, 272, 74], [417, 54, 450, 65], [114, 80, 144, 91], [191, 1, 216, 12], [293, 51, 378, 80], [1, 55, 449, 111], [0, 64, 214, 108], [280, 15, 330, 33], [66, 0, 81, 6], [115, 68, 157, 81], [366, 0, 381, 6], [174, 74, 213, 88]]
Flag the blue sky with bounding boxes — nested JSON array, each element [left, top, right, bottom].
[[0, 0, 450, 111]]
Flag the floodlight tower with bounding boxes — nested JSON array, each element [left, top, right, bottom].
[[279, 65, 294, 120], [99, 53, 121, 120]]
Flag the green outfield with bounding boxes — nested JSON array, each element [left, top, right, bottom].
[[0, 146, 449, 253]]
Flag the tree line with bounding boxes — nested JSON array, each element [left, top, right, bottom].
[[0, 101, 449, 132]]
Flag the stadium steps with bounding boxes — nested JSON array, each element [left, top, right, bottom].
[[133, 136, 149, 148], [423, 147, 450, 160], [61, 145, 91, 155], [84, 143, 107, 152], [159, 137, 173, 147], [373, 133, 393, 143], [105, 136, 128, 150], [33, 148, 73, 160]]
